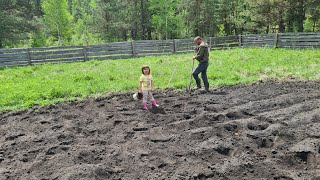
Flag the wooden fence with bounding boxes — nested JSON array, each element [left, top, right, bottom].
[[0, 32, 319, 67]]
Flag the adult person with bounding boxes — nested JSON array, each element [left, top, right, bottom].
[[192, 36, 209, 92]]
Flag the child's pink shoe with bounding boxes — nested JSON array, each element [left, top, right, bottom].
[[143, 102, 148, 110], [151, 100, 159, 107]]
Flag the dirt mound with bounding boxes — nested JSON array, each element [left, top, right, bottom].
[[1, 80, 320, 179]]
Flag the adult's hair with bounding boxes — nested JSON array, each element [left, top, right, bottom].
[[141, 65, 151, 74], [194, 36, 202, 42]]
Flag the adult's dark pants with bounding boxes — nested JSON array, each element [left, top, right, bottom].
[[192, 61, 209, 90]]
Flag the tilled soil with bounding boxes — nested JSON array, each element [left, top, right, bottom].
[[0, 80, 320, 180]]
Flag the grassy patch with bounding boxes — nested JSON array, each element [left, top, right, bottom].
[[1, 47, 319, 111]]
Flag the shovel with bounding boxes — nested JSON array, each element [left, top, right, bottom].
[[186, 59, 195, 93], [186, 48, 198, 93]]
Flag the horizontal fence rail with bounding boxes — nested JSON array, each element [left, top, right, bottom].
[[0, 32, 319, 67]]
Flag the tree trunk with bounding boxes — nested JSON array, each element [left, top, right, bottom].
[[287, 18, 294, 32], [297, 0, 305, 32], [279, 19, 285, 33], [194, 0, 201, 36], [140, 0, 147, 40]]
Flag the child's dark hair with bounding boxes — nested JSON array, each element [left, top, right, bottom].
[[141, 65, 150, 75]]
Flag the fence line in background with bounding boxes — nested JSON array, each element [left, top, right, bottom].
[[0, 32, 319, 67]]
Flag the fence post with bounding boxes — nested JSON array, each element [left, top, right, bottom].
[[274, 33, 279, 48], [238, 35, 242, 47], [209, 37, 212, 50], [27, 48, 32, 65], [131, 41, 136, 57], [173, 39, 176, 53], [82, 46, 88, 61]]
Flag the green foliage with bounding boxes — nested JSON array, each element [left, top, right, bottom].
[[30, 31, 47, 47], [41, 0, 73, 46], [149, 0, 185, 39], [0, 0, 38, 48], [304, 0, 320, 32], [70, 0, 101, 45], [0, 48, 319, 111], [1, 0, 320, 47]]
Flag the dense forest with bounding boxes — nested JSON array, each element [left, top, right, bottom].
[[0, 0, 319, 48]]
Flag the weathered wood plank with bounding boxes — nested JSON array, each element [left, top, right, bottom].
[[30, 52, 83, 58], [175, 39, 193, 43], [31, 46, 83, 51], [136, 53, 172, 57], [88, 55, 133, 61], [134, 43, 173, 47], [136, 49, 173, 54], [135, 46, 172, 51], [242, 44, 274, 47], [242, 40, 274, 44], [242, 38, 274, 41], [87, 50, 133, 57], [31, 57, 85, 64], [281, 46, 320, 49], [135, 42, 173, 46], [0, 53, 28, 58], [0, 57, 28, 62], [211, 40, 239, 45], [0, 60, 29, 66], [175, 47, 194, 51], [242, 36, 274, 39], [0, 48, 28, 53], [175, 44, 194, 48], [175, 42, 194, 46], [176, 50, 194, 53], [212, 35, 238, 39], [134, 45, 173, 48], [243, 34, 275, 37], [135, 45, 173, 49], [211, 44, 239, 50], [279, 41, 320, 45], [30, 53, 84, 61], [212, 42, 240, 46], [242, 41, 274, 45], [134, 39, 172, 43], [135, 46, 173, 50], [134, 41, 173, 45], [86, 46, 132, 52], [280, 38, 320, 42], [30, 49, 84, 56], [280, 32, 320, 36], [88, 42, 132, 48]]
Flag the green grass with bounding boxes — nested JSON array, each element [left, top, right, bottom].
[[1, 47, 320, 111]]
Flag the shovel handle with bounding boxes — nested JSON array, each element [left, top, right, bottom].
[[188, 59, 195, 92]]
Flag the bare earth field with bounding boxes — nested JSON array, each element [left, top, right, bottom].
[[1, 80, 320, 180]]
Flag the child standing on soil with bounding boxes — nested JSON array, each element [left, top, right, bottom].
[[139, 65, 159, 110]]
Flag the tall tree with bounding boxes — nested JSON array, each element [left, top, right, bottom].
[[140, 0, 152, 40], [70, 0, 100, 45], [217, 0, 236, 35], [92, 0, 129, 41], [41, 0, 73, 45], [304, 0, 320, 32], [149, 0, 185, 39], [182, 0, 220, 37], [0, 0, 38, 48], [285, 0, 306, 32]]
